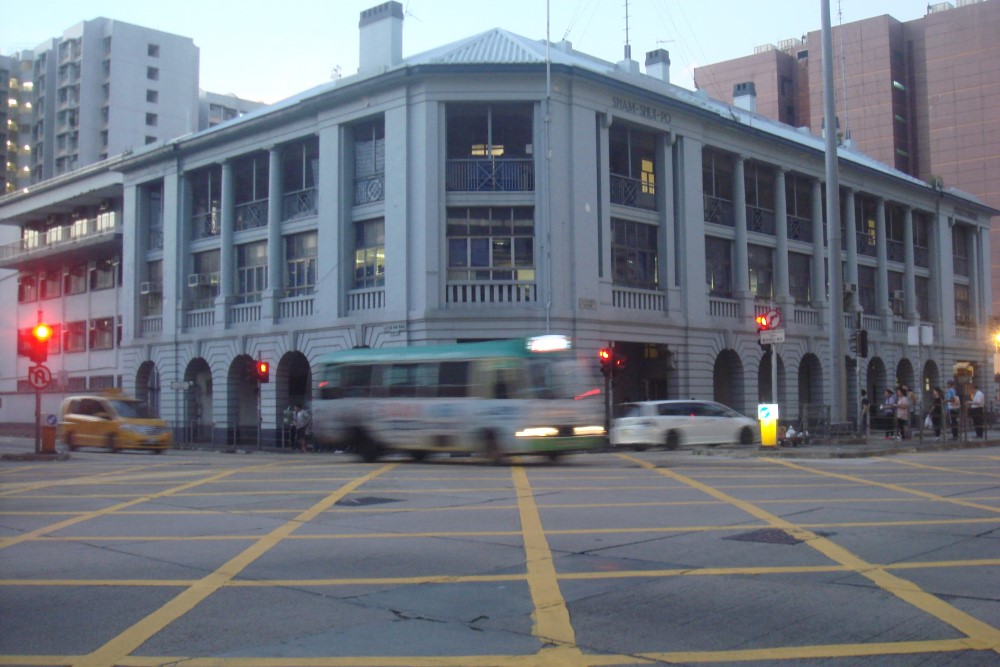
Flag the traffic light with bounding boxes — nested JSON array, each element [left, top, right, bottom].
[[598, 347, 613, 377], [856, 330, 868, 358], [755, 309, 780, 331], [24, 323, 53, 364], [848, 331, 858, 354], [256, 360, 270, 383]]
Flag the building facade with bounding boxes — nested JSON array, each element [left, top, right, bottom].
[[0, 2, 995, 444], [693, 0, 1000, 313]]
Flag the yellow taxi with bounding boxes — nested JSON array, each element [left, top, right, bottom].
[[57, 392, 172, 453]]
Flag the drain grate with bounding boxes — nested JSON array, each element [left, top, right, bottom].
[[724, 528, 803, 545], [336, 496, 401, 507]]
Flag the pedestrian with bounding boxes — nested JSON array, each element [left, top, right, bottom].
[[859, 389, 870, 436], [880, 388, 896, 438], [293, 404, 311, 452], [929, 386, 943, 438], [894, 387, 909, 439], [969, 383, 985, 438], [944, 380, 960, 440], [283, 404, 296, 448]]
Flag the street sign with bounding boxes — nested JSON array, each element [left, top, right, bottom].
[[28, 365, 52, 390], [170, 380, 191, 390], [759, 329, 785, 345]]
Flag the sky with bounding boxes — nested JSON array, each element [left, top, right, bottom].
[[2, 0, 931, 105]]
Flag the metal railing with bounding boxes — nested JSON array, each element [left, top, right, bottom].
[[234, 199, 268, 231], [610, 174, 657, 210], [704, 195, 734, 226], [281, 188, 318, 221], [445, 159, 534, 192], [354, 173, 385, 206], [0, 213, 121, 262]]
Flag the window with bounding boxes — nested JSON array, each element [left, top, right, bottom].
[[447, 207, 535, 282], [285, 231, 317, 297], [234, 152, 269, 230], [954, 284, 971, 325], [281, 138, 319, 220], [144, 260, 163, 316], [744, 162, 775, 211], [145, 135, 156, 145], [915, 275, 930, 321], [612, 218, 658, 289], [952, 226, 970, 276], [858, 265, 877, 312], [236, 241, 267, 303], [445, 103, 534, 192], [190, 251, 220, 310], [18, 273, 38, 303], [888, 271, 904, 316], [146, 89, 158, 103], [64, 263, 87, 294], [354, 119, 385, 205], [609, 124, 657, 209], [190, 165, 222, 238], [89, 317, 114, 350], [748, 244, 773, 300], [145, 112, 157, 127], [702, 148, 734, 225], [705, 236, 732, 297], [789, 252, 811, 305], [147, 44, 160, 58], [354, 218, 385, 289], [146, 66, 159, 80], [41, 270, 62, 299], [90, 258, 117, 291], [64, 321, 87, 353]]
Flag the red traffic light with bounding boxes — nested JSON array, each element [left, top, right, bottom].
[[599, 346, 620, 377], [32, 323, 53, 342], [755, 309, 781, 331], [22, 322, 53, 364], [256, 361, 270, 383]]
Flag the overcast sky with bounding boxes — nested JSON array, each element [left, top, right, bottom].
[[2, 0, 931, 104]]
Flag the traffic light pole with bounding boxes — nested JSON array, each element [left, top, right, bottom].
[[34, 387, 41, 454]]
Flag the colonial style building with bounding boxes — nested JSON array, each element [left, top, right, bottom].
[[1, 2, 995, 444]]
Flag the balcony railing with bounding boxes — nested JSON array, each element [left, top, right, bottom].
[[709, 296, 740, 318], [787, 215, 812, 243], [140, 316, 162, 337], [231, 303, 261, 324], [281, 188, 317, 221], [445, 159, 534, 192], [279, 295, 315, 319], [857, 232, 877, 257], [610, 174, 657, 210], [348, 287, 385, 311], [746, 206, 775, 235], [704, 195, 734, 227], [191, 209, 220, 239], [234, 199, 268, 231], [446, 281, 536, 305], [354, 173, 385, 206], [0, 213, 121, 265], [612, 286, 665, 311], [886, 239, 905, 262]]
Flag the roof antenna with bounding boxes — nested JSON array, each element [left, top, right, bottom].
[[624, 0, 632, 60]]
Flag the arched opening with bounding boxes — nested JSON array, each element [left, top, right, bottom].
[[184, 358, 213, 444], [757, 349, 787, 406], [713, 349, 746, 414], [228, 354, 260, 446], [276, 351, 311, 448], [797, 353, 823, 422], [135, 361, 162, 416]]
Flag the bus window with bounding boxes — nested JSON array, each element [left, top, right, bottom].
[[438, 361, 469, 397], [318, 363, 373, 399]]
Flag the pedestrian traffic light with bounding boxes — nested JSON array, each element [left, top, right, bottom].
[[256, 360, 270, 383], [25, 322, 52, 364]]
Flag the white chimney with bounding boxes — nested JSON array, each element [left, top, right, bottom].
[[645, 49, 671, 83], [359, 1, 404, 74], [733, 82, 757, 113]]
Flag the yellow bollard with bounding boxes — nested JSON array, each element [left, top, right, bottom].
[[757, 404, 779, 447]]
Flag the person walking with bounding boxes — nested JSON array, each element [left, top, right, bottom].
[[860, 389, 871, 436], [282, 404, 296, 448], [929, 386, 944, 439], [894, 387, 909, 439], [969, 383, 986, 438], [293, 404, 311, 452], [944, 380, 960, 440], [880, 389, 897, 438]]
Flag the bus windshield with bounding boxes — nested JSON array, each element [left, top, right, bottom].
[[526, 356, 599, 400]]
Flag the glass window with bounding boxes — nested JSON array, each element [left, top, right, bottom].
[[89, 317, 115, 350], [954, 284, 971, 325], [144, 260, 163, 316], [705, 236, 732, 297], [64, 321, 87, 353], [612, 218, 658, 289], [89, 258, 117, 291], [446, 103, 532, 159], [354, 219, 385, 289], [789, 252, 811, 305], [236, 241, 267, 303], [64, 264, 87, 295], [748, 244, 773, 300], [190, 165, 222, 239], [285, 231, 318, 297], [447, 207, 534, 282], [190, 251, 220, 309], [18, 273, 38, 303]]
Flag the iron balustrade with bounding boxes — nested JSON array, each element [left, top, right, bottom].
[[0, 214, 121, 262], [234, 199, 268, 231], [191, 210, 219, 239], [610, 174, 657, 210], [354, 173, 385, 206], [787, 215, 812, 242], [445, 159, 534, 192], [857, 232, 877, 256], [704, 195, 734, 226], [886, 239, 905, 262], [747, 206, 776, 235], [281, 188, 318, 221]]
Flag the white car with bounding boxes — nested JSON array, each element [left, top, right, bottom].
[[610, 400, 760, 450]]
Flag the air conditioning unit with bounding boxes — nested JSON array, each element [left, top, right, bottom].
[[844, 283, 857, 294], [187, 273, 207, 287], [139, 281, 161, 295], [891, 290, 904, 301]]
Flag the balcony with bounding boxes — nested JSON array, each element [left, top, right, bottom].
[[612, 286, 664, 311], [787, 215, 812, 242], [0, 213, 122, 271], [446, 280, 536, 305], [354, 173, 385, 206], [446, 159, 534, 192], [747, 206, 775, 235], [234, 198, 267, 231], [609, 174, 657, 210], [281, 188, 317, 222], [704, 195, 734, 226]]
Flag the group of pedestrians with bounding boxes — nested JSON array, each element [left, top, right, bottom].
[[282, 403, 312, 451], [871, 380, 986, 441]]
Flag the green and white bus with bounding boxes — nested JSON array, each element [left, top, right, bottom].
[[311, 335, 605, 462]]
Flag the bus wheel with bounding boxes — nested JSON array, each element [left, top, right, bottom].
[[353, 429, 381, 463], [481, 430, 503, 465], [409, 449, 428, 462]]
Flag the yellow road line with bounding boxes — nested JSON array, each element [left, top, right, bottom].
[[511, 465, 583, 662], [71, 463, 397, 667], [0, 462, 175, 496], [893, 457, 1000, 477], [621, 454, 1000, 657]]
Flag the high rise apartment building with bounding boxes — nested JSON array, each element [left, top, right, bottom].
[[28, 18, 200, 182], [694, 0, 1000, 312], [1, 53, 34, 194]]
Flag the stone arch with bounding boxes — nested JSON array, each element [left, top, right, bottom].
[[184, 357, 213, 443], [134, 360, 162, 416], [713, 349, 746, 414], [757, 349, 787, 406], [228, 354, 260, 446], [797, 353, 823, 421]]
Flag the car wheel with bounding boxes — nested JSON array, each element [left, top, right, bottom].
[[107, 434, 119, 452], [739, 427, 754, 445], [66, 432, 78, 452], [665, 430, 680, 450]]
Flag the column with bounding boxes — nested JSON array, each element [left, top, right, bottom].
[[903, 206, 918, 321], [874, 198, 891, 324], [843, 189, 859, 319], [215, 160, 234, 329], [773, 166, 791, 309], [733, 156, 750, 310], [810, 178, 825, 310], [262, 146, 283, 321]]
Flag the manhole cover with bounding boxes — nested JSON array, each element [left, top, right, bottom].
[[335, 496, 401, 507], [724, 528, 802, 545]]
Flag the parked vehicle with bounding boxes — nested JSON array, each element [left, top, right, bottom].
[[610, 400, 759, 450], [57, 392, 172, 453]]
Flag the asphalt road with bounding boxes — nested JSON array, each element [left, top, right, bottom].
[[1, 444, 998, 666]]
